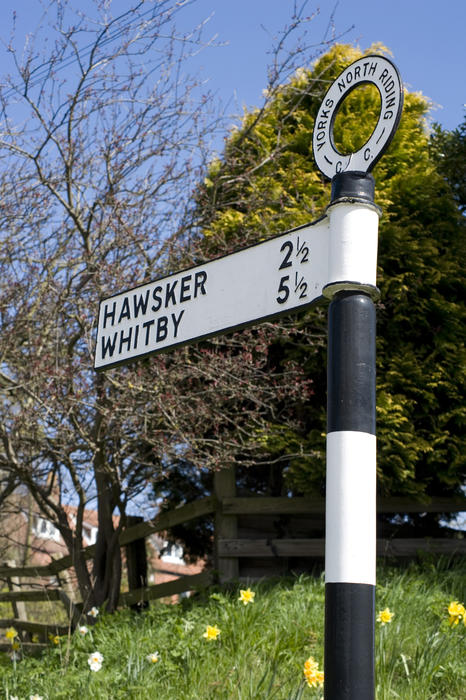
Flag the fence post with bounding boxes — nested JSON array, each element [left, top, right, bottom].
[[125, 515, 149, 611], [214, 466, 238, 582], [5, 560, 28, 623]]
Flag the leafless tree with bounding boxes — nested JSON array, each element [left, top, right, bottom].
[[0, 0, 338, 611], [0, 0, 224, 610]]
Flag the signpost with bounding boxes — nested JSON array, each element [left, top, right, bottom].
[[95, 53, 403, 700], [315, 55, 403, 700]]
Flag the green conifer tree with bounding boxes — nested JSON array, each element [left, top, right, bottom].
[[193, 44, 465, 510]]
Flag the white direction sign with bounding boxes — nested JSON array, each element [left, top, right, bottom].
[[94, 218, 329, 370]]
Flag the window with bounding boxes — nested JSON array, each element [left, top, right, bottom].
[[160, 542, 185, 565], [82, 524, 97, 545], [32, 516, 61, 542]]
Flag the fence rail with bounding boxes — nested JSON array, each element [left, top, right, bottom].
[[1, 486, 464, 652], [119, 571, 214, 608], [217, 537, 466, 558], [220, 495, 466, 515]]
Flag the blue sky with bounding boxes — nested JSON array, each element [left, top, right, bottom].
[[1, 0, 464, 133], [177, 0, 465, 132]]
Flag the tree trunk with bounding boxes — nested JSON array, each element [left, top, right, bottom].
[[92, 527, 122, 613], [90, 467, 122, 613], [72, 539, 94, 610], [126, 515, 148, 612]]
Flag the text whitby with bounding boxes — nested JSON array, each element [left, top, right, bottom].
[[98, 269, 208, 363]]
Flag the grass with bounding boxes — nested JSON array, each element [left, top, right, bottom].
[[1, 558, 465, 699]]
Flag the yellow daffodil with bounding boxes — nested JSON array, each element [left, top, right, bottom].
[[11, 641, 20, 651], [376, 608, 394, 625], [146, 651, 160, 663], [448, 600, 465, 627], [5, 627, 18, 641], [203, 624, 221, 641], [238, 588, 255, 605], [32, 634, 39, 643], [304, 657, 318, 674], [303, 656, 324, 688]]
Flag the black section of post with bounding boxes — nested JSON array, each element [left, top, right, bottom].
[[325, 583, 375, 698], [327, 292, 376, 434], [331, 171, 375, 204]]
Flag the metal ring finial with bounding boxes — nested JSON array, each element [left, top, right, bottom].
[[313, 55, 403, 180]]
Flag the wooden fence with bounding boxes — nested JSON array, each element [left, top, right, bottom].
[[213, 468, 466, 580], [1, 471, 464, 651], [0, 497, 216, 652]]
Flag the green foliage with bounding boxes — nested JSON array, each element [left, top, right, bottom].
[[375, 559, 466, 699], [1, 561, 465, 698], [430, 111, 466, 214], [194, 44, 465, 502]]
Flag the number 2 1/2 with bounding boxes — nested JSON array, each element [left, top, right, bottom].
[[279, 239, 309, 269]]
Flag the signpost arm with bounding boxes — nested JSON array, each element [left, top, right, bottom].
[[324, 172, 378, 700]]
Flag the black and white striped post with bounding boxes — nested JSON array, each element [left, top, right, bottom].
[[323, 172, 378, 699], [312, 55, 404, 699]]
